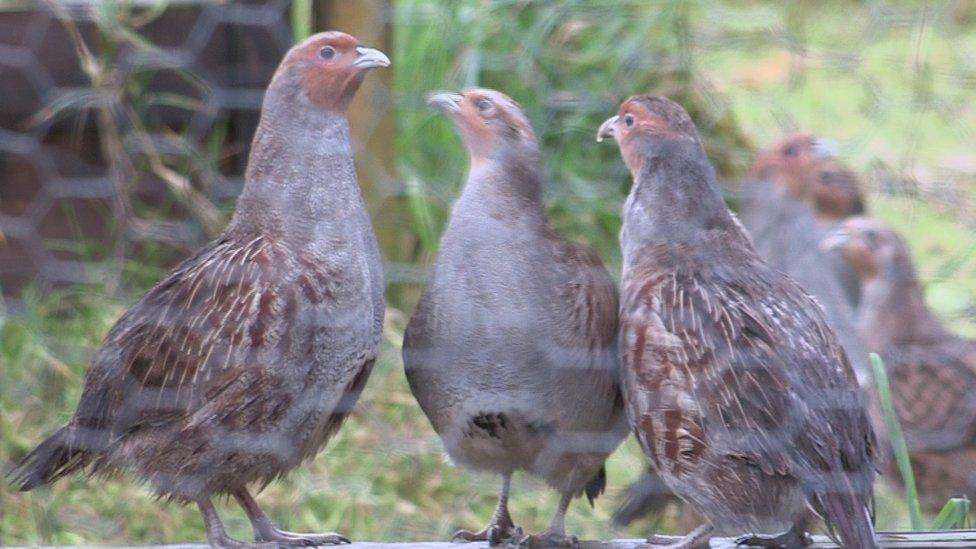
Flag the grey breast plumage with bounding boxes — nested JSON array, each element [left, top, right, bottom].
[[403, 192, 625, 495]]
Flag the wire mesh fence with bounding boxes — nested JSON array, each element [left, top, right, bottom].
[[0, 0, 394, 308], [1, 0, 974, 546]]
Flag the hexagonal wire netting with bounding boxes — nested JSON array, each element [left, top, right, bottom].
[[0, 0, 394, 310], [2, 0, 975, 545]]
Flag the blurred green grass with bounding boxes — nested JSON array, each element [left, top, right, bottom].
[[2, 0, 975, 545]]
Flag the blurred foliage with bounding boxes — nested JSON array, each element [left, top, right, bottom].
[[688, 0, 976, 338], [394, 0, 754, 272], [3, 0, 976, 545]]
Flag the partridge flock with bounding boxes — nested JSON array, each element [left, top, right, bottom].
[[7, 25, 971, 549]]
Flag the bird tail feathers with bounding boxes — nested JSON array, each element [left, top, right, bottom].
[[7, 426, 91, 491], [583, 466, 607, 507], [612, 468, 677, 526], [819, 490, 880, 549]]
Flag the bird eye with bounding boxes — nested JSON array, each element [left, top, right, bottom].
[[783, 145, 797, 157], [318, 46, 337, 60], [624, 114, 635, 128], [476, 98, 492, 112]]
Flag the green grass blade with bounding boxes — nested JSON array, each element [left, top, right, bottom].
[[291, 0, 313, 42], [931, 497, 971, 530], [870, 352, 925, 530]]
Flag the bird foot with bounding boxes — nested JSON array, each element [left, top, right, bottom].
[[256, 527, 350, 546], [735, 527, 811, 548], [517, 532, 579, 548], [641, 524, 712, 549], [207, 531, 285, 549], [452, 524, 523, 546]]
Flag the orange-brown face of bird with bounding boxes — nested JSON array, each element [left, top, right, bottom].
[[274, 31, 390, 112], [597, 95, 701, 174], [824, 217, 903, 282], [750, 132, 824, 198], [811, 159, 865, 221], [427, 88, 536, 166]]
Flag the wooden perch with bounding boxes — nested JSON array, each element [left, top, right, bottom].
[[7, 530, 976, 549]]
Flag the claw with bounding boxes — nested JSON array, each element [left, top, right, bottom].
[[453, 525, 522, 546], [257, 529, 350, 546], [641, 523, 712, 549], [734, 527, 811, 548]]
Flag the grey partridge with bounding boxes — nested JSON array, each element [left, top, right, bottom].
[[748, 133, 864, 309], [827, 217, 976, 512], [8, 31, 389, 548], [599, 96, 879, 548], [404, 88, 626, 548], [614, 134, 874, 531]]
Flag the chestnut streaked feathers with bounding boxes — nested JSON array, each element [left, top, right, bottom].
[[612, 207, 857, 531], [8, 31, 387, 549], [614, 134, 874, 529], [601, 96, 879, 548], [404, 88, 625, 547], [827, 218, 976, 512]]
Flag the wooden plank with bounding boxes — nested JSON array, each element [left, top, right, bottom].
[[5, 530, 976, 549]]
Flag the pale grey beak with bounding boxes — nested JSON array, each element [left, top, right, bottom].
[[820, 226, 852, 252], [426, 91, 462, 114], [597, 115, 619, 142], [812, 137, 838, 159], [353, 46, 391, 69]]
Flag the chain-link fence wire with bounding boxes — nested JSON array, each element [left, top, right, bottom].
[[1, 0, 975, 545], [1, 0, 289, 301]]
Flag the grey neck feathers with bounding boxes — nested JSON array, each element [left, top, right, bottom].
[[623, 139, 738, 247], [452, 146, 545, 226], [229, 91, 364, 246], [859, 257, 953, 348]]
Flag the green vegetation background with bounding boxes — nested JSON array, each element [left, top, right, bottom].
[[2, 0, 975, 545]]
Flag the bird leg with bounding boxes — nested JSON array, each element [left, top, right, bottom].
[[234, 488, 350, 546], [453, 473, 522, 545], [643, 523, 713, 549], [735, 524, 812, 548], [198, 497, 279, 549], [518, 491, 579, 548]]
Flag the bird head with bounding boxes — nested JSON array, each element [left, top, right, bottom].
[[597, 95, 702, 175], [810, 159, 865, 221], [271, 31, 390, 112], [426, 88, 537, 166], [822, 217, 907, 282], [750, 132, 837, 199]]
